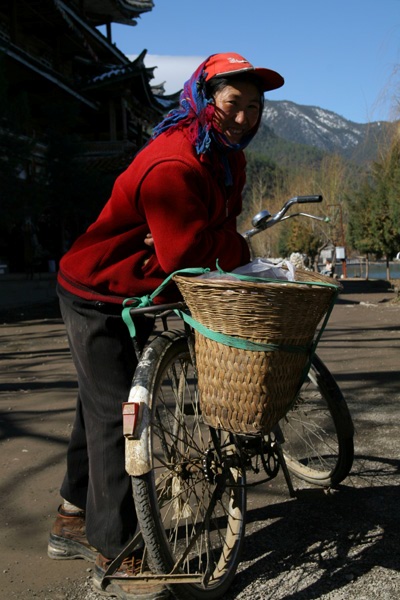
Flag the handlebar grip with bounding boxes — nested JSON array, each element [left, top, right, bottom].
[[295, 195, 323, 203]]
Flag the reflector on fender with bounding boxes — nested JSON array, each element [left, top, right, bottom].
[[123, 402, 139, 438]]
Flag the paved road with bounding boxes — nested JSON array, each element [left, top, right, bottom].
[[0, 277, 399, 599], [0, 272, 57, 311]]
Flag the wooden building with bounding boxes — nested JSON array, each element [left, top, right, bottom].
[[0, 0, 180, 271]]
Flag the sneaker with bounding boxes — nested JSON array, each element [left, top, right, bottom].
[[93, 551, 170, 600], [47, 505, 97, 562]]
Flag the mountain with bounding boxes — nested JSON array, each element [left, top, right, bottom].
[[257, 99, 396, 164]]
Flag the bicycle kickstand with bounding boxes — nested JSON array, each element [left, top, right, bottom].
[[273, 442, 297, 498]]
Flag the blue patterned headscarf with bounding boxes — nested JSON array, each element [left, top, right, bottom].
[[151, 55, 263, 166], [151, 58, 213, 154]]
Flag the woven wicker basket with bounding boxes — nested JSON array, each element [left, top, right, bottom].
[[173, 270, 340, 435]]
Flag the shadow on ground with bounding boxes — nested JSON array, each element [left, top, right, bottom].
[[225, 467, 400, 599]]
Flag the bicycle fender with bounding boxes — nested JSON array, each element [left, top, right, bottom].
[[124, 385, 152, 476]]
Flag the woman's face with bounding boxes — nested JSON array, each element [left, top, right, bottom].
[[212, 81, 262, 145]]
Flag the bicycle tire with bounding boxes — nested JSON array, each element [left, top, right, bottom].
[[278, 354, 354, 487], [131, 331, 246, 600]]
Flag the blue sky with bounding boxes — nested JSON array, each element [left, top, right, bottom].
[[106, 0, 400, 124]]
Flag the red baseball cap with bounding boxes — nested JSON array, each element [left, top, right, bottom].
[[204, 52, 284, 92]]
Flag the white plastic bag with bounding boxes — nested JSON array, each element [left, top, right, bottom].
[[232, 258, 296, 281], [197, 258, 296, 282]]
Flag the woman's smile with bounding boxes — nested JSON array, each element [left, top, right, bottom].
[[213, 81, 261, 144]]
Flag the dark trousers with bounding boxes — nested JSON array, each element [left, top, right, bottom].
[[57, 284, 153, 558]]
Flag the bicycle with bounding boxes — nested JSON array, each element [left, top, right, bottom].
[[102, 195, 354, 600]]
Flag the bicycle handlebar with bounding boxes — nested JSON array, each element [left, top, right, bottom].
[[243, 194, 324, 239], [295, 195, 323, 204], [128, 194, 325, 317]]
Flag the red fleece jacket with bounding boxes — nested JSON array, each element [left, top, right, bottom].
[[58, 128, 250, 304]]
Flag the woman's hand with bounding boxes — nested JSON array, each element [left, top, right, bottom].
[[143, 233, 154, 267], [144, 233, 154, 248]]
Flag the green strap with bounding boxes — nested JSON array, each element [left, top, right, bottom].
[[121, 267, 209, 338], [175, 309, 310, 354], [122, 262, 340, 357]]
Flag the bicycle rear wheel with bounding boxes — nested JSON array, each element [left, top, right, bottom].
[[131, 331, 246, 600], [278, 354, 354, 487]]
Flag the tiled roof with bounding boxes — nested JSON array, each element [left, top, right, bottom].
[[75, 0, 154, 26], [83, 50, 179, 113]]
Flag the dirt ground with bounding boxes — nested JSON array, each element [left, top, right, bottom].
[[0, 277, 399, 600]]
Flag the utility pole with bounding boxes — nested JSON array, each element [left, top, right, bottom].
[[328, 204, 347, 278]]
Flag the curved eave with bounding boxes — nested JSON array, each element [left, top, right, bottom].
[[82, 50, 171, 113], [82, 50, 149, 89], [85, 69, 166, 114], [153, 91, 181, 111], [79, 0, 154, 26]]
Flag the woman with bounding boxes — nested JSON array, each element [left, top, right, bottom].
[[48, 52, 284, 599]]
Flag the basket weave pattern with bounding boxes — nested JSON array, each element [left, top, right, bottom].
[[174, 270, 338, 435]]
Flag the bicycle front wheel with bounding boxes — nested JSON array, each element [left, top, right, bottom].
[[131, 331, 246, 600], [278, 354, 354, 487]]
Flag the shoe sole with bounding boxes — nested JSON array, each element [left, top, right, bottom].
[[47, 533, 97, 562]]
